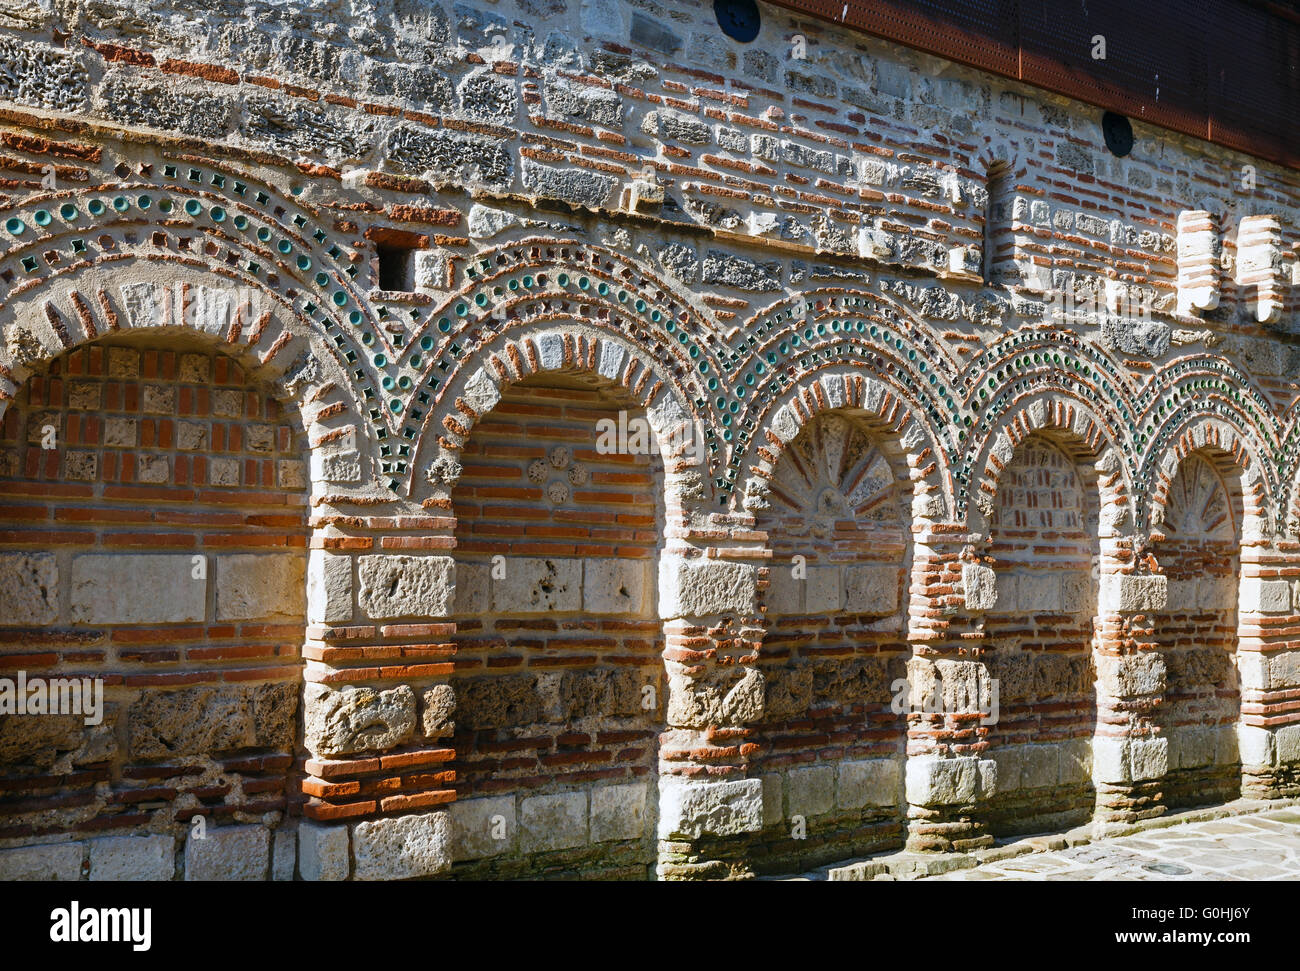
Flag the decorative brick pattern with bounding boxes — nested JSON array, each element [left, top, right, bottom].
[[0, 0, 1297, 880], [0, 341, 307, 843]]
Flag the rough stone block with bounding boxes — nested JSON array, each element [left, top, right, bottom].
[[590, 782, 648, 843], [1203, 725, 1235, 766], [1097, 652, 1165, 698], [216, 553, 304, 621], [209, 457, 240, 486], [1240, 577, 1292, 615], [1092, 737, 1130, 783], [1238, 651, 1269, 691], [452, 560, 490, 616], [978, 759, 998, 798], [802, 565, 842, 614], [962, 563, 997, 612], [836, 758, 901, 810], [1060, 738, 1093, 784], [1269, 651, 1300, 689], [990, 747, 1022, 792], [993, 573, 1018, 612], [583, 558, 651, 615], [272, 830, 296, 881], [88, 835, 174, 881], [107, 346, 139, 378], [71, 554, 206, 624], [103, 416, 137, 446], [522, 157, 615, 207], [68, 381, 100, 409], [765, 566, 802, 616], [1173, 728, 1216, 769], [352, 811, 451, 880], [420, 683, 456, 739], [0, 552, 58, 625], [1277, 725, 1300, 764], [842, 564, 901, 614], [179, 353, 210, 383], [701, 249, 782, 291], [1021, 744, 1060, 789], [451, 795, 516, 860], [1129, 737, 1168, 781], [905, 755, 980, 806], [787, 765, 835, 817], [666, 666, 764, 727], [1203, 576, 1242, 611], [128, 685, 257, 758], [307, 550, 353, 624], [0, 842, 83, 880], [761, 773, 784, 827], [1238, 724, 1276, 766], [460, 367, 502, 416], [298, 822, 349, 881], [184, 825, 269, 881], [1016, 572, 1062, 612], [304, 682, 416, 756], [491, 557, 581, 614], [1060, 571, 1093, 613], [357, 554, 454, 619], [658, 557, 757, 619], [1165, 578, 1198, 613], [657, 777, 763, 839], [1100, 574, 1168, 613], [142, 384, 175, 414], [520, 791, 588, 852]]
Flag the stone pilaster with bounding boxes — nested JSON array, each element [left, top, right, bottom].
[[654, 526, 766, 880], [1091, 562, 1169, 831], [298, 508, 458, 880], [1239, 542, 1300, 799], [903, 529, 995, 852]]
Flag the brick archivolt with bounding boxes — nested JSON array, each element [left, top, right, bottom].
[[742, 367, 951, 525], [971, 392, 1131, 539], [420, 325, 705, 502], [1147, 416, 1271, 543], [0, 261, 369, 497]]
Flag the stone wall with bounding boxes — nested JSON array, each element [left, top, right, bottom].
[[0, 339, 307, 877], [448, 375, 663, 878], [0, 0, 1298, 880], [749, 411, 910, 871], [1150, 452, 1243, 809]]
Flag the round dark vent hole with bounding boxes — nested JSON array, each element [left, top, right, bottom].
[[1102, 111, 1134, 157], [714, 0, 760, 43]]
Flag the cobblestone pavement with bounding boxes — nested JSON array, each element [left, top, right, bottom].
[[925, 807, 1300, 880]]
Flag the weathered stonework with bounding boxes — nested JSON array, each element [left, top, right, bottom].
[[0, 0, 1297, 882]]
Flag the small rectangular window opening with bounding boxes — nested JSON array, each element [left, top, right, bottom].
[[378, 245, 417, 292], [366, 225, 430, 293]]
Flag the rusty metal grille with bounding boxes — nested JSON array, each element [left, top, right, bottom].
[[769, 0, 1300, 169]]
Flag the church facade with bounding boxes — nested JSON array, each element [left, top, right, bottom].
[[0, 0, 1297, 880]]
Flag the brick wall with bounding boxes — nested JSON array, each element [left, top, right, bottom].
[[0, 0, 1298, 881], [983, 435, 1098, 833], [751, 411, 910, 870], [1151, 452, 1242, 808], [448, 376, 663, 878], [0, 339, 307, 850]]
